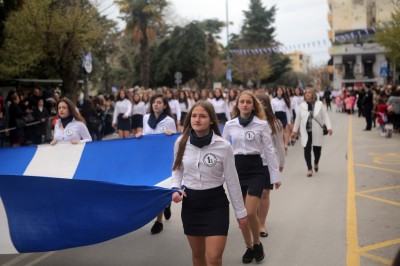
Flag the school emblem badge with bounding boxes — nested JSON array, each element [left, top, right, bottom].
[[245, 131, 255, 141], [203, 153, 217, 167], [66, 129, 73, 136], [160, 125, 167, 132]]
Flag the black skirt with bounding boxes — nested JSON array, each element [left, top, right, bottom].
[[117, 114, 131, 131], [263, 165, 273, 190], [274, 111, 288, 129], [182, 186, 229, 236], [131, 114, 143, 129], [234, 154, 266, 198], [180, 111, 188, 125]]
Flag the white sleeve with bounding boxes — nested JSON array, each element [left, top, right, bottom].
[[261, 123, 281, 184], [222, 123, 230, 141], [124, 100, 132, 117], [286, 105, 292, 124], [112, 104, 119, 124], [273, 123, 285, 168], [321, 103, 332, 130], [225, 101, 231, 120], [170, 138, 183, 188], [79, 123, 92, 143], [167, 118, 177, 133], [175, 101, 181, 121], [271, 99, 276, 113], [223, 145, 247, 219], [293, 107, 301, 133]]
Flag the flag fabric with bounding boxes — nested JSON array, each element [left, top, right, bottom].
[[0, 134, 180, 254], [0, 174, 173, 254]]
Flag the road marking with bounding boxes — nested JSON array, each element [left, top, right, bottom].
[[358, 185, 400, 194], [368, 152, 400, 165], [358, 238, 400, 253], [23, 252, 55, 266], [354, 163, 400, 174], [354, 143, 400, 149], [356, 192, 400, 207], [2, 254, 31, 266], [360, 252, 392, 265], [347, 116, 360, 266]]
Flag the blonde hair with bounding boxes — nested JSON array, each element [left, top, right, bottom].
[[232, 90, 266, 120]]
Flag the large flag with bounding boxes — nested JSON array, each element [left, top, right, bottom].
[[0, 134, 180, 254]]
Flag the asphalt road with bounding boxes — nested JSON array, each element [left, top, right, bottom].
[[1, 108, 399, 266]]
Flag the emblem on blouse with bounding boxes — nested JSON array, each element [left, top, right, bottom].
[[203, 153, 217, 167], [65, 129, 73, 136], [245, 131, 255, 141], [160, 125, 167, 132]]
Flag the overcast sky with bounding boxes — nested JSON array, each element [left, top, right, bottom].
[[98, 0, 331, 66]]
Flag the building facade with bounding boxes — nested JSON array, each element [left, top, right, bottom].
[[288, 51, 311, 74], [327, 0, 396, 89]]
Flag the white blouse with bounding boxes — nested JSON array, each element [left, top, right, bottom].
[[112, 99, 132, 124], [291, 96, 304, 115], [132, 101, 146, 116], [170, 133, 247, 219], [168, 99, 181, 120], [53, 118, 92, 143], [271, 97, 291, 123], [209, 98, 231, 120], [142, 114, 177, 135], [222, 116, 281, 184]]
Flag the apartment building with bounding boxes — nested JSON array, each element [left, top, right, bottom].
[[327, 0, 396, 89]]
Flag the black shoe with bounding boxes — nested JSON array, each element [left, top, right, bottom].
[[307, 170, 313, 177], [151, 221, 163, 234], [314, 164, 319, 173], [242, 247, 254, 264], [253, 242, 265, 263], [260, 232, 269, 238], [164, 204, 171, 220], [363, 128, 371, 131]]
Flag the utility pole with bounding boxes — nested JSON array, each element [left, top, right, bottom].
[[226, 0, 232, 88]]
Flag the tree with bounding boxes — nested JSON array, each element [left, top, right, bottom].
[[116, 0, 168, 88], [375, 1, 400, 64], [0, 0, 109, 101], [195, 19, 225, 89], [228, 0, 290, 86]]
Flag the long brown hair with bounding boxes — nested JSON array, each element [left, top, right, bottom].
[[256, 94, 280, 135], [57, 97, 86, 124], [172, 101, 221, 171], [231, 90, 266, 120]]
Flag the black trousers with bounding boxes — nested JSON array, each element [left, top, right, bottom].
[[364, 108, 372, 130], [304, 132, 321, 170]]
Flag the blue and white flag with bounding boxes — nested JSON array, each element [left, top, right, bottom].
[[0, 134, 180, 254]]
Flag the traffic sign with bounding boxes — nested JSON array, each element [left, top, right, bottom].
[[174, 72, 182, 80]]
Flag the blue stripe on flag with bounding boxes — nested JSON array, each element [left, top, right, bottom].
[[0, 146, 37, 175], [0, 174, 173, 253], [73, 134, 180, 185]]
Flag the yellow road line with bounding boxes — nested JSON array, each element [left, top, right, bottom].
[[354, 163, 400, 174], [358, 185, 400, 194], [358, 238, 400, 253], [360, 252, 392, 265], [354, 143, 400, 149], [356, 192, 400, 207], [347, 116, 360, 266]]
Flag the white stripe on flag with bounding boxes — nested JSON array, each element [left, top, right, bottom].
[[0, 197, 18, 254], [155, 177, 171, 188], [23, 143, 86, 179]]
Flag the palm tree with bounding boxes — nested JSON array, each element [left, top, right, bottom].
[[115, 0, 167, 88]]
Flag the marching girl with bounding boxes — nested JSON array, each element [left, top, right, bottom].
[[178, 90, 192, 132], [255, 94, 284, 238], [50, 97, 92, 145], [171, 101, 247, 266], [112, 88, 132, 139], [130, 93, 146, 138], [222, 91, 281, 264], [271, 87, 291, 153], [137, 93, 177, 234], [166, 89, 181, 128], [209, 88, 231, 124]]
